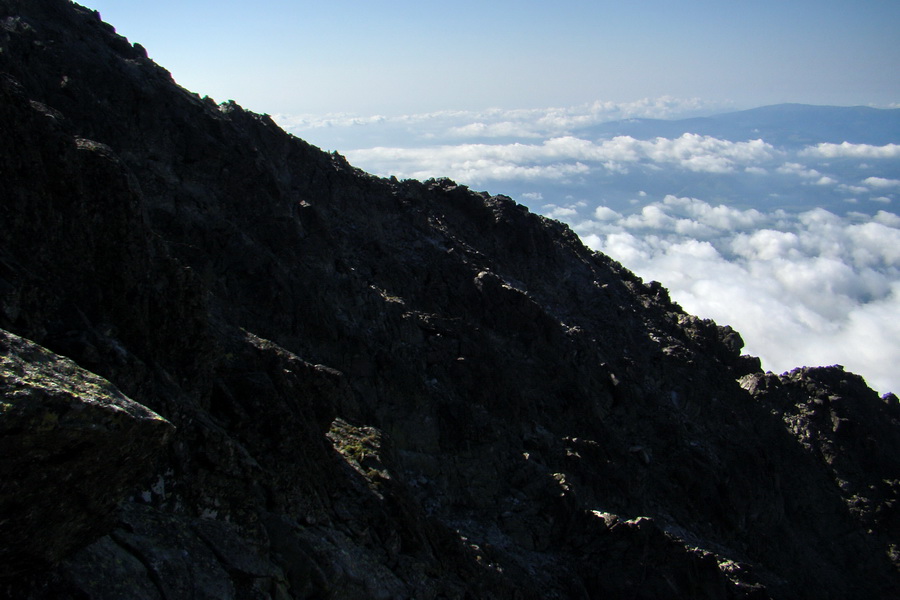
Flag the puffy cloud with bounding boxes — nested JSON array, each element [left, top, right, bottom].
[[447, 121, 544, 139], [659, 195, 769, 230], [556, 134, 778, 174], [800, 142, 900, 159], [542, 204, 581, 219], [346, 134, 779, 184], [346, 142, 595, 182], [594, 206, 622, 221], [839, 184, 870, 194], [874, 210, 900, 227], [776, 162, 823, 178], [863, 176, 900, 188], [565, 196, 900, 395], [639, 135, 776, 173], [273, 112, 389, 130]]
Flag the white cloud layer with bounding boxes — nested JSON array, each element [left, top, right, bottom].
[[346, 134, 779, 183], [800, 142, 900, 159], [275, 96, 728, 145], [570, 197, 900, 395]]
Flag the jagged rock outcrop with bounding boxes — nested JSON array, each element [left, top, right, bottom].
[[0, 1, 898, 598], [0, 330, 173, 580]]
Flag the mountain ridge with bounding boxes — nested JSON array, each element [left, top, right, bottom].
[[1, 1, 898, 599]]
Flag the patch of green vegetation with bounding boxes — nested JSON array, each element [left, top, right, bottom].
[[339, 431, 378, 463]]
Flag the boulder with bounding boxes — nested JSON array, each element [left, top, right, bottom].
[[0, 329, 173, 578]]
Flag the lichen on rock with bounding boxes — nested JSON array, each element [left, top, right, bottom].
[[0, 329, 173, 579]]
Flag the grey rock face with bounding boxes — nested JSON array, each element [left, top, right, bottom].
[[0, 329, 173, 578]]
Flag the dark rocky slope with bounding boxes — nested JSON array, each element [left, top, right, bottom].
[[1, 1, 898, 598]]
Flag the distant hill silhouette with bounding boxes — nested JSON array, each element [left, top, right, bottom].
[[583, 103, 900, 146]]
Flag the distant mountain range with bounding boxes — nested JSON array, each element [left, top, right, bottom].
[[582, 104, 900, 146]]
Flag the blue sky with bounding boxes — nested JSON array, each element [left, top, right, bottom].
[[82, 0, 899, 115]]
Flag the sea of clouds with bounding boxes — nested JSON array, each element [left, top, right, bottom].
[[275, 97, 725, 149], [276, 99, 900, 395], [563, 197, 900, 396]]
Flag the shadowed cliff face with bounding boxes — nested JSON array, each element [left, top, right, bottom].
[[1, 1, 898, 599]]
